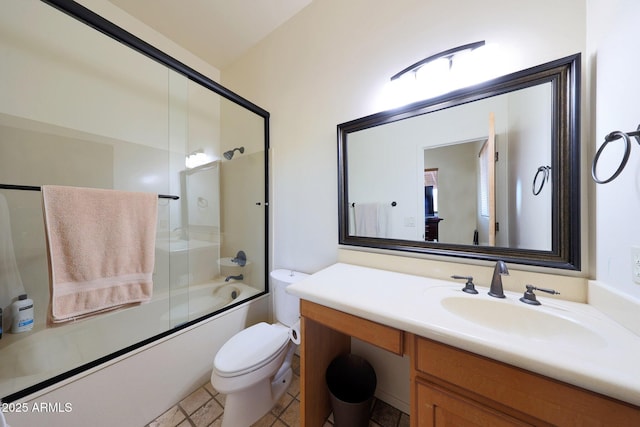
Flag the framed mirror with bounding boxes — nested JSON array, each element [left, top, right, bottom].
[[338, 54, 580, 270]]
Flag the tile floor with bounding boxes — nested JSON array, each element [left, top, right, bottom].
[[146, 355, 410, 427]]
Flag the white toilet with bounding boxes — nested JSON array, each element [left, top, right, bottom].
[[211, 269, 308, 427]]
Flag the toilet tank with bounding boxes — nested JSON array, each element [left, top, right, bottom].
[[271, 269, 308, 327]]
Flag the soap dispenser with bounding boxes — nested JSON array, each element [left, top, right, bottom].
[[11, 294, 34, 333]]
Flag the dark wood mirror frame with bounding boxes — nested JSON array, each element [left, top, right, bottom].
[[338, 54, 580, 270]]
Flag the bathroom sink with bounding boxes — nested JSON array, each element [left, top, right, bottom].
[[421, 287, 607, 349]]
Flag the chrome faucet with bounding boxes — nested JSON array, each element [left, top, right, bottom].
[[488, 260, 509, 298], [225, 274, 244, 282]]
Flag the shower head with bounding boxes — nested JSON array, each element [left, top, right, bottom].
[[223, 146, 245, 160]]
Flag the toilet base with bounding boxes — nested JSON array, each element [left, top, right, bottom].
[[220, 367, 293, 427]]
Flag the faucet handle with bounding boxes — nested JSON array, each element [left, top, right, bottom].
[[519, 284, 560, 305], [231, 250, 247, 267], [451, 275, 478, 294]]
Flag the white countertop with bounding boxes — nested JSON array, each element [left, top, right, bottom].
[[286, 263, 640, 407]]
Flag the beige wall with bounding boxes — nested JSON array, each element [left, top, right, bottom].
[[223, 0, 587, 277], [222, 0, 588, 413], [587, 0, 640, 298]]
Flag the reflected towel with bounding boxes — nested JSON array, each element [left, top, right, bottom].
[[377, 203, 391, 238], [354, 203, 390, 238], [0, 193, 26, 328], [354, 203, 378, 237], [42, 185, 157, 324]]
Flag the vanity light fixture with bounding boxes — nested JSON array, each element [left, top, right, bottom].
[[382, 41, 488, 108], [390, 40, 486, 81]]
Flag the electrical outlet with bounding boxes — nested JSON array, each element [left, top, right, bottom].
[[632, 246, 640, 284]]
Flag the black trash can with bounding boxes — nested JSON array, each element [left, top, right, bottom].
[[325, 353, 377, 427]]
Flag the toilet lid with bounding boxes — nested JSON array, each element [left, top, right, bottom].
[[214, 322, 290, 377]]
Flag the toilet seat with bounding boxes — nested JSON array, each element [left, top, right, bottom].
[[214, 322, 290, 378]]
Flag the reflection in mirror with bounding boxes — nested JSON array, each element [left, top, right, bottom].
[[0, 0, 268, 401], [349, 84, 552, 249], [339, 54, 580, 269]]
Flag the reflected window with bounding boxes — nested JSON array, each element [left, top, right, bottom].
[[424, 169, 438, 216], [478, 143, 490, 217]]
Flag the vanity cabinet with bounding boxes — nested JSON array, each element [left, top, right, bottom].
[[411, 335, 640, 427], [299, 300, 403, 426], [415, 381, 529, 426], [298, 301, 640, 427]]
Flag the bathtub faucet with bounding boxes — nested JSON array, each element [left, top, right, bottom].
[[225, 274, 244, 282]]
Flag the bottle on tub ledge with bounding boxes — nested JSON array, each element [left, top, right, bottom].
[[11, 294, 34, 333]]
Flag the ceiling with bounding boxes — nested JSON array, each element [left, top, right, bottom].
[[107, 0, 312, 70]]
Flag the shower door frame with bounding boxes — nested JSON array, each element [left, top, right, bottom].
[[3, 0, 270, 403]]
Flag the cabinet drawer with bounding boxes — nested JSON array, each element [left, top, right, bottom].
[[415, 336, 640, 426], [416, 379, 531, 427], [301, 300, 403, 354]]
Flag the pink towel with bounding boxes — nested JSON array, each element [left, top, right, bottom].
[[42, 185, 157, 324]]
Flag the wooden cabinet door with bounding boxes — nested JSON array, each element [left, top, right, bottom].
[[416, 380, 532, 427], [414, 336, 640, 426]]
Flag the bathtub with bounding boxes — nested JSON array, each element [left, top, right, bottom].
[[0, 280, 260, 400], [161, 281, 260, 324]]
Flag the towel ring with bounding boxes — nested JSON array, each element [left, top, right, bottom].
[[592, 125, 640, 184], [532, 166, 551, 196]]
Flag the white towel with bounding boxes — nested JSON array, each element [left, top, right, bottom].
[[0, 193, 26, 329], [354, 203, 390, 238], [376, 204, 391, 238], [42, 185, 158, 324], [354, 203, 378, 237]]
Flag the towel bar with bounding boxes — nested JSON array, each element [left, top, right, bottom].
[[351, 201, 397, 207], [0, 183, 179, 200]]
